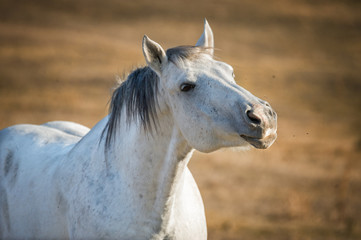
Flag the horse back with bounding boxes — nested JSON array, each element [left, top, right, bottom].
[[0, 123, 83, 174]]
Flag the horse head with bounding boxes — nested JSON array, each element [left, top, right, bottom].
[[141, 20, 277, 153]]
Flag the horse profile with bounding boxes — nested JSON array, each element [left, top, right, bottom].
[[0, 20, 277, 239]]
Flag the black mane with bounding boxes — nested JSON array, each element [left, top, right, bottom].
[[102, 66, 159, 149]]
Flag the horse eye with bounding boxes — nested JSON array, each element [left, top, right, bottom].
[[180, 83, 196, 92]]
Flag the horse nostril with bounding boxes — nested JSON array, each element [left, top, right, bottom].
[[246, 110, 262, 125]]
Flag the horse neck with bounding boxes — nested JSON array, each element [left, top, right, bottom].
[[107, 108, 193, 218]]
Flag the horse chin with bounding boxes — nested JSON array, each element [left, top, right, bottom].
[[241, 133, 277, 149]]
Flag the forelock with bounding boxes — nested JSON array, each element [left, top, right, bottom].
[[166, 46, 211, 65]]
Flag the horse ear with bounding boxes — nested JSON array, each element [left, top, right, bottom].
[[142, 35, 167, 75], [195, 19, 214, 56]]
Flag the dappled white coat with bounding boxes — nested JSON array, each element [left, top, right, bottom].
[[0, 116, 205, 239], [0, 20, 277, 239]]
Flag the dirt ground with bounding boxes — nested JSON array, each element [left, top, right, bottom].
[[0, 0, 360, 239]]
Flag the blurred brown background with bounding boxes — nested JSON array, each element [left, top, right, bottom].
[[0, 0, 360, 239]]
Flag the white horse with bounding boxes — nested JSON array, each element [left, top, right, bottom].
[[0, 20, 277, 239]]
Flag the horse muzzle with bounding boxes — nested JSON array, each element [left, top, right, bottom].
[[241, 103, 277, 149]]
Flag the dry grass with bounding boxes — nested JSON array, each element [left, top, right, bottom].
[[0, 0, 361, 239]]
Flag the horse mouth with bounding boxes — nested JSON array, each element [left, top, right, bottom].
[[241, 132, 277, 149]]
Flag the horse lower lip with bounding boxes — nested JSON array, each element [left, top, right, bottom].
[[240, 135, 261, 141], [240, 134, 271, 149]]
